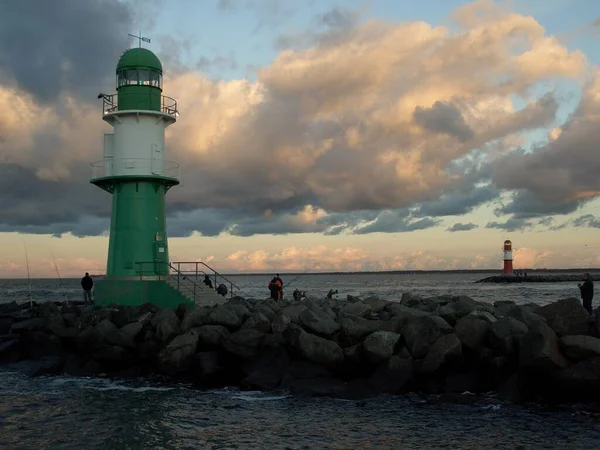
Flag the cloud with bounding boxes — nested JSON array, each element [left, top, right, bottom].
[[0, 0, 595, 237], [486, 218, 533, 232], [447, 222, 478, 232]]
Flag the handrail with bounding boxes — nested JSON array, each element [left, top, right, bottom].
[[133, 260, 240, 300], [101, 93, 179, 117], [170, 261, 240, 299]]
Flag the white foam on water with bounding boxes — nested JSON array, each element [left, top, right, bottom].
[[231, 393, 290, 402], [47, 376, 174, 393]]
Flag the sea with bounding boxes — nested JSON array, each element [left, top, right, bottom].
[[1, 272, 599, 449]]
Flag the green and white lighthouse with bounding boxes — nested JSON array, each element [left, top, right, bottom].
[[90, 38, 228, 308]]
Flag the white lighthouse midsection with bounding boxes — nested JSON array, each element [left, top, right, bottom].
[[104, 112, 174, 178], [503, 251, 513, 260]]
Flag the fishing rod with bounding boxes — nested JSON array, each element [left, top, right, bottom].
[[24, 242, 33, 308], [51, 252, 69, 305], [285, 262, 320, 290]]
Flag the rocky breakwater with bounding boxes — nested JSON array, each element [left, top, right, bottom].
[[478, 274, 597, 283], [1, 295, 600, 404]]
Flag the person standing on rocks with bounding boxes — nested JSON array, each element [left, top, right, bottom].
[[578, 273, 594, 316], [81, 272, 94, 305]]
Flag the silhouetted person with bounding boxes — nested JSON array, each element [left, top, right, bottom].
[[268, 277, 281, 300], [81, 272, 93, 304], [217, 283, 228, 297], [274, 274, 283, 299], [293, 288, 302, 301], [203, 275, 213, 289], [578, 273, 594, 315]]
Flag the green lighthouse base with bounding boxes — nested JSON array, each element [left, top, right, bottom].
[[93, 278, 194, 309]]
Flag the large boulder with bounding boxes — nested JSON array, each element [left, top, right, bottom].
[[339, 301, 372, 319], [519, 321, 568, 371], [418, 334, 462, 374], [251, 304, 276, 322], [221, 329, 265, 359], [158, 332, 199, 373], [338, 317, 383, 347], [194, 324, 229, 348], [501, 305, 546, 328], [368, 355, 413, 394], [298, 309, 340, 338], [271, 314, 291, 334], [242, 345, 291, 390], [362, 331, 401, 363], [455, 316, 489, 353], [284, 325, 344, 366], [206, 306, 243, 330], [435, 296, 477, 326], [9, 318, 46, 334], [241, 312, 272, 333], [551, 356, 600, 396], [560, 335, 600, 361], [487, 317, 528, 355], [112, 322, 143, 349], [363, 296, 386, 312], [152, 309, 181, 344], [402, 315, 453, 359], [537, 298, 590, 336], [180, 306, 210, 332], [278, 304, 308, 324], [384, 304, 428, 323]]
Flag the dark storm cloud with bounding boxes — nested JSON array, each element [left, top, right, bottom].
[[353, 211, 440, 234], [413, 101, 474, 142], [0, 0, 135, 103], [447, 222, 478, 232], [494, 190, 583, 219], [486, 218, 533, 232], [572, 214, 600, 229], [0, 163, 108, 227], [414, 185, 498, 217]]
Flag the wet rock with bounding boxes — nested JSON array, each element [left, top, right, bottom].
[[368, 355, 413, 394], [519, 321, 568, 371], [221, 329, 265, 359], [560, 335, 600, 361], [180, 306, 210, 332], [455, 316, 489, 353], [435, 296, 477, 326], [95, 319, 118, 342], [111, 322, 143, 349], [75, 326, 103, 350], [419, 334, 462, 374], [241, 312, 272, 334], [298, 309, 340, 338], [551, 356, 600, 396], [339, 317, 383, 347], [538, 297, 590, 337], [363, 296, 386, 312], [242, 345, 291, 390], [271, 314, 291, 334], [93, 345, 130, 367], [278, 304, 308, 324], [362, 331, 401, 363], [8, 356, 64, 377], [0, 301, 20, 315], [158, 332, 199, 374], [468, 310, 497, 323], [403, 315, 453, 359], [251, 304, 276, 322], [487, 317, 528, 355], [152, 309, 181, 344]]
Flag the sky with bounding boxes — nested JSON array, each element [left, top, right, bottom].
[[1, 0, 600, 277]]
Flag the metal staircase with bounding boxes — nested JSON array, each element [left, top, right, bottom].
[[135, 261, 241, 307]]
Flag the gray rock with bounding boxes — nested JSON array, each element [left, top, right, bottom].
[[251, 304, 276, 321], [419, 334, 462, 374], [95, 319, 118, 342], [226, 302, 251, 322], [194, 325, 230, 348], [487, 317, 528, 355], [298, 309, 340, 338], [152, 309, 181, 344], [47, 319, 79, 339], [538, 298, 590, 337], [519, 321, 568, 371], [278, 304, 308, 324], [180, 306, 210, 332], [114, 322, 143, 349], [403, 315, 453, 359], [368, 355, 413, 394], [455, 316, 489, 352], [158, 332, 199, 373], [362, 331, 401, 363], [339, 317, 383, 347], [206, 306, 243, 330], [242, 345, 291, 390], [0, 318, 14, 335], [284, 325, 344, 366], [343, 343, 363, 364], [271, 314, 291, 334], [9, 318, 46, 334], [339, 301, 372, 319], [560, 335, 600, 361], [363, 296, 386, 312], [468, 310, 497, 323], [75, 326, 103, 350], [37, 302, 61, 319], [221, 329, 265, 359], [502, 305, 546, 328], [241, 312, 272, 333]]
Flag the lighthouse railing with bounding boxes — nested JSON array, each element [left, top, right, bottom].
[[170, 261, 240, 299], [90, 158, 180, 180], [101, 93, 178, 117]]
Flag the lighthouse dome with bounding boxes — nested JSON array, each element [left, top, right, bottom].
[[117, 48, 162, 72]]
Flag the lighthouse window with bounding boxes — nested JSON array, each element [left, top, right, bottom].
[[138, 69, 150, 85], [150, 71, 162, 88]]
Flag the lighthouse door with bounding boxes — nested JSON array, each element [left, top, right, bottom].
[[151, 143, 165, 176]]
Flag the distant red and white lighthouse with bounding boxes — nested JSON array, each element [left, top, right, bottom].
[[503, 240, 514, 274]]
